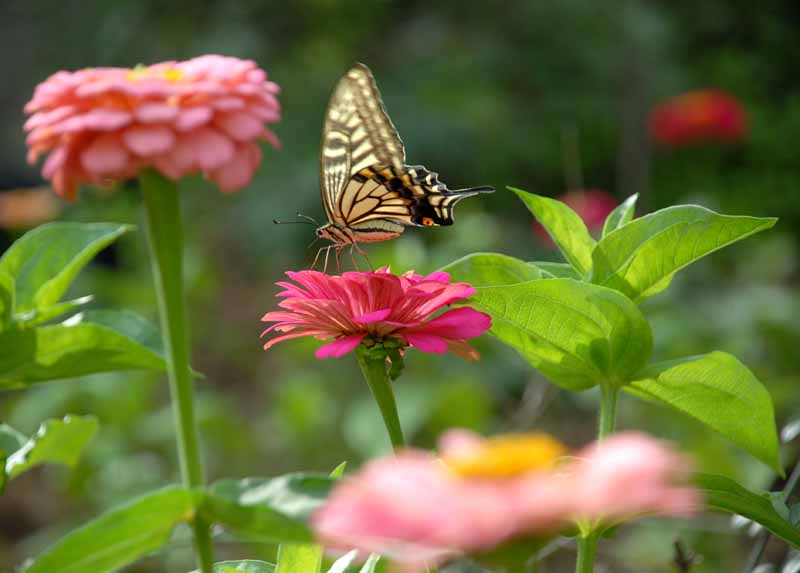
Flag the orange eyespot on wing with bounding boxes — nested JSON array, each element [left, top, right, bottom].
[[421, 217, 434, 226]]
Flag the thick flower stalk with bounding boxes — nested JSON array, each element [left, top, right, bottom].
[[261, 267, 491, 360], [649, 89, 746, 147], [24, 55, 280, 199], [312, 430, 698, 570]]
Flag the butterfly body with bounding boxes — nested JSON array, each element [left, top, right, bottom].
[[316, 64, 493, 250]]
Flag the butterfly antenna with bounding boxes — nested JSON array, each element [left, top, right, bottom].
[[273, 217, 316, 225], [296, 212, 319, 226], [449, 185, 495, 198]]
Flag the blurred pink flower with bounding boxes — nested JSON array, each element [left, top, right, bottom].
[[649, 89, 746, 147], [261, 267, 491, 360], [313, 430, 698, 568], [533, 189, 618, 246], [24, 55, 281, 199], [566, 432, 699, 521]]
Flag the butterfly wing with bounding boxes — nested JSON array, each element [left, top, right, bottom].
[[320, 64, 406, 225]]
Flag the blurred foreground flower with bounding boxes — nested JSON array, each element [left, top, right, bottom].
[[649, 89, 746, 147], [0, 187, 61, 229], [24, 55, 281, 199], [261, 267, 491, 360], [313, 430, 698, 568], [533, 189, 617, 245]]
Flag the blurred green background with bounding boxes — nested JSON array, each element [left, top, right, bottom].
[[1, 1, 800, 571]]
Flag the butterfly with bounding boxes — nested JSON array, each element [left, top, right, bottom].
[[314, 63, 494, 256]]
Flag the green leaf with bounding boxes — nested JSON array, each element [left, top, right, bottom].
[[0, 423, 26, 493], [359, 554, 381, 573], [601, 193, 638, 237], [0, 222, 132, 315], [19, 295, 94, 327], [202, 473, 333, 544], [6, 415, 98, 479], [276, 544, 321, 573], [627, 352, 781, 472], [473, 279, 652, 390], [532, 261, 582, 279], [24, 485, 194, 573], [439, 253, 545, 287], [329, 462, 347, 478], [695, 473, 800, 548], [509, 187, 595, 276], [0, 309, 166, 390], [215, 561, 276, 573], [591, 205, 777, 301], [0, 273, 13, 330]]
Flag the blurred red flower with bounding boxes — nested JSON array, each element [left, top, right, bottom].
[[649, 90, 746, 147], [533, 189, 618, 245], [261, 267, 491, 360], [24, 55, 281, 200]]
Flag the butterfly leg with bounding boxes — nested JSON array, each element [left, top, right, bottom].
[[311, 245, 329, 270], [334, 246, 345, 274], [353, 242, 374, 270]]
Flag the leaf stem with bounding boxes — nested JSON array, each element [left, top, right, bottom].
[[140, 170, 213, 573], [355, 345, 404, 451], [575, 531, 599, 573], [598, 384, 619, 440]]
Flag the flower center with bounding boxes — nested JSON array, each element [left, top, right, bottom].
[[443, 433, 567, 479], [127, 65, 185, 83]]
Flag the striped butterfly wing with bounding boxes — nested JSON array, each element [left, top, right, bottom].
[[319, 63, 406, 225]]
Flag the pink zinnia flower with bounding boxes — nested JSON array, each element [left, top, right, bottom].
[[261, 267, 491, 360], [533, 189, 618, 246], [24, 55, 281, 199], [312, 430, 698, 568], [649, 89, 746, 147]]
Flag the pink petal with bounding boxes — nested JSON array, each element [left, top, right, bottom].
[[424, 271, 451, 283], [263, 330, 314, 351], [122, 125, 176, 157], [135, 102, 180, 123], [353, 308, 392, 324], [210, 145, 257, 192], [184, 127, 235, 170], [413, 307, 491, 339], [152, 136, 196, 179], [175, 106, 213, 131], [80, 134, 131, 176], [42, 145, 67, 179], [214, 111, 264, 141], [315, 334, 365, 358], [404, 333, 449, 354]]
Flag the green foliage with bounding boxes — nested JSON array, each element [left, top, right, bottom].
[[509, 187, 595, 276], [4, 414, 97, 481], [212, 561, 276, 573], [276, 545, 322, 573], [532, 261, 582, 279], [440, 252, 545, 286], [24, 485, 194, 573], [201, 473, 333, 544], [472, 279, 652, 390], [627, 352, 781, 472], [591, 205, 777, 301], [0, 222, 131, 319], [0, 310, 166, 389], [696, 473, 800, 548], [601, 193, 638, 237]]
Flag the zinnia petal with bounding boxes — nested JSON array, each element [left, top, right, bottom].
[[315, 334, 365, 358], [404, 333, 449, 354]]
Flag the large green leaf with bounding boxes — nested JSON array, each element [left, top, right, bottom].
[[202, 473, 333, 544], [591, 205, 777, 301], [627, 352, 780, 472], [24, 485, 194, 573], [473, 279, 652, 390], [0, 309, 166, 390], [276, 544, 322, 573], [695, 473, 800, 548], [0, 273, 13, 330], [601, 193, 638, 237], [439, 253, 545, 287], [509, 187, 595, 276], [6, 415, 98, 480], [0, 222, 131, 316], [214, 561, 276, 573], [532, 262, 582, 279]]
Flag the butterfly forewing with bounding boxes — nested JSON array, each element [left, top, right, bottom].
[[320, 64, 406, 224]]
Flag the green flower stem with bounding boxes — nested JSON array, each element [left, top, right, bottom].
[[140, 170, 213, 573], [355, 345, 405, 451], [575, 531, 599, 573], [598, 384, 619, 440]]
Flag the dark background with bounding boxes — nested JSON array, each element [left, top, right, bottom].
[[1, 1, 799, 571]]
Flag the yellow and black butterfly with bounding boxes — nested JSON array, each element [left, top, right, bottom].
[[314, 63, 494, 253]]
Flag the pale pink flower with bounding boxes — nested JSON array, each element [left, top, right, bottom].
[[24, 55, 280, 199], [565, 432, 700, 521], [313, 431, 698, 568], [261, 267, 491, 360]]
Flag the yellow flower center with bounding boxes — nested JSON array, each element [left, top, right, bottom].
[[127, 65, 185, 83], [444, 433, 567, 478]]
